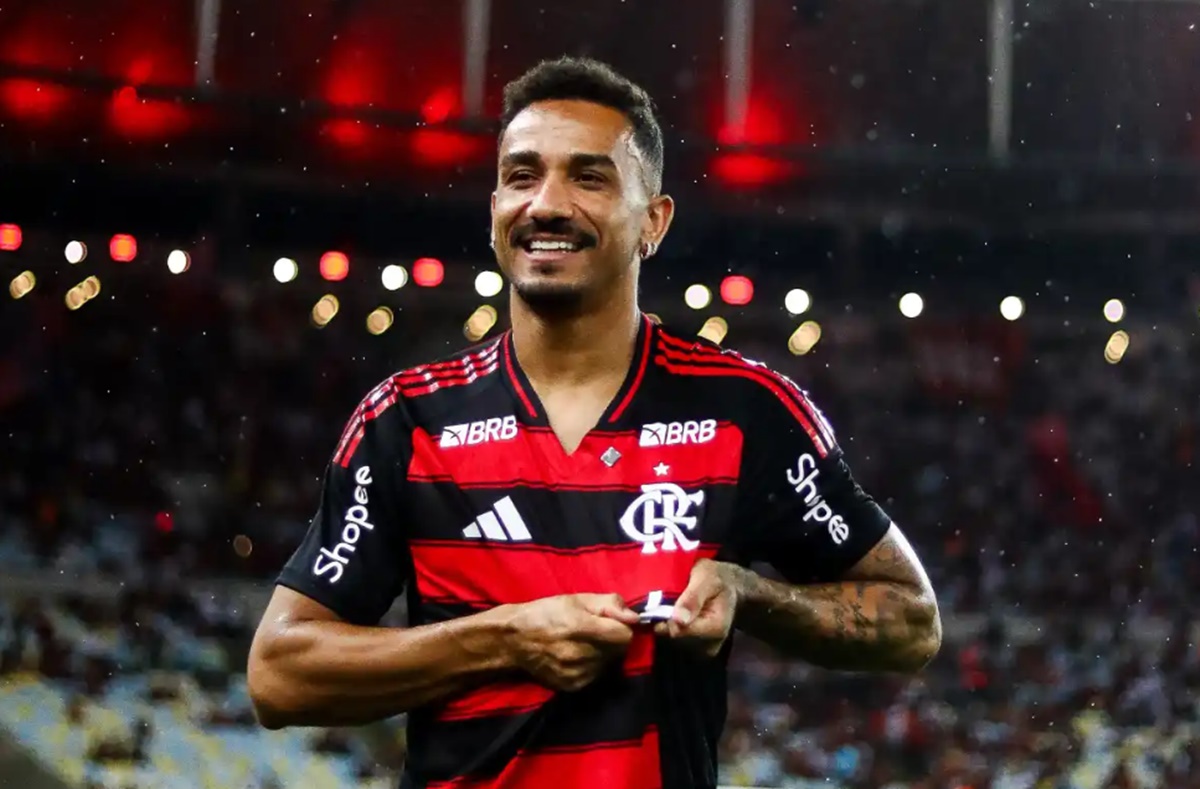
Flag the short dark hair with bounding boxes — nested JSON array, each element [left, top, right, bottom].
[[500, 57, 664, 195]]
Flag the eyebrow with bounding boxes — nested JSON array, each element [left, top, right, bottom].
[[499, 150, 619, 171]]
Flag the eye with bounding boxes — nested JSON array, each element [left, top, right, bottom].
[[506, 170, 537, 186], [576, 171, 607, 186]]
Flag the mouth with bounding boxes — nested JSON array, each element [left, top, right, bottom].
[[515, 236, 593, 264]]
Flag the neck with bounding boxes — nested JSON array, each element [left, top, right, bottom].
[[509, 288, 641, 386]]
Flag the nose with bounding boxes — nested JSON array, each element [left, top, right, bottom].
[[526, 173, 574, 222]]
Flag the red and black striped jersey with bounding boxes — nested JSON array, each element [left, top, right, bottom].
[[277, 315, 892, 789]]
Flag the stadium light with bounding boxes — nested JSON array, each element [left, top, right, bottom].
[[1104, 330, 1130, 364], [366, 306, 394, 336], [899, 292, 924, 318], [464, 304, 498, 341], [65, 276, 101, 311], [381, 264, 408, 291], [109, 234, 137, 262], [684, 284, 711, 310], [784, 288, 811, 316], [9, 271, 35, 299], [788, 321, 822, 355], [320, 251, 349, 282], [273, 258, 298, 283], [65, 241, 87, 264], [311, 294, 340, 327], [413, 257, 445, 288], [698, 316, 728, 345], [719, 275, 753, 306], [167, 249, 190, 274], [999, 296, 1024, 321], [0, 223, 22, 251], [1103, 298, 1125, 323], [475, 270, 504, 298]]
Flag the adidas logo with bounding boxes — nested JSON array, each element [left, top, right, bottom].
[[462, 496, 531, 542]]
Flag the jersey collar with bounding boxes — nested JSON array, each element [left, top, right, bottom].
[[500, 313, 656, 428]]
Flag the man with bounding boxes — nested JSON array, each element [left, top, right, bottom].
[[248, 57, 941, 789]]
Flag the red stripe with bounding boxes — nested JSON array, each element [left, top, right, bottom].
[[402, 341, 500, 375], [657, 332, 836, 449], [410, 542, 718, 607], [408, 423, 743, 489], [397, 361, 500, 398], [427, 727, 661, 789], [502, 334, 539, 419], [331, 379, 400, 467], [653, 343, 829, 456], [396, 347, 499, 381], [434, 633, 655, 722], [608, 317, 654, 423], [435, 681, 555, 721]]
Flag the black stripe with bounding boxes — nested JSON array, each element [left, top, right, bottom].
[[406, 672, 655, 784], [408, 486, 738, 549]]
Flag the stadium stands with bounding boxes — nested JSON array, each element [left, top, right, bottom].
[[3, 281, 1198, 787]]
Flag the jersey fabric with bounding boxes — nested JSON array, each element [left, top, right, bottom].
[[277, 315, 893, 789]]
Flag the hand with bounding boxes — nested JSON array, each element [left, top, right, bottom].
[[502, 593, 641, 692], [654, 559, 741, 658]]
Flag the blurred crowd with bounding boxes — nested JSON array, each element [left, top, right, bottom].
[[2, 274, 1198, 788]]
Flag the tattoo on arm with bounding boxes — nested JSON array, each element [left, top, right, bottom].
[[732, 526, 942, 673]]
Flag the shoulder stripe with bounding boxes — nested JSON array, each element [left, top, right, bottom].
[[332, 341, 502, 468], [656, 332, 836, 449], [654, 346, 831, 457]]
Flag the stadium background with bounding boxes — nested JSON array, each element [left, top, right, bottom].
[[1, 0, 1199, 787]]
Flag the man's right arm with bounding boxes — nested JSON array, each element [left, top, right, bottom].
[[247, 587, 516, 728], [248, 588, 641, 728]]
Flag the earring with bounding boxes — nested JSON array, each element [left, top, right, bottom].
[[641, 241, 657, 258]]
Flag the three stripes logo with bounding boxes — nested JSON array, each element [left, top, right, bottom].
[[462, 496, 532, 542]]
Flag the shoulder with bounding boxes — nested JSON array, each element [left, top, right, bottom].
[[331, 337, 505, 465], [652, 324, 838, 457]]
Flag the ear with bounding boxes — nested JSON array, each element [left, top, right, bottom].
[[641, 194, 675, 259], [489, 192, 498, 249]]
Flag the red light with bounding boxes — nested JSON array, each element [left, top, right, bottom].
[[320, 251, 350, 282], [0, 224, 22, 251], [412, 257, 445, 287], [110, 234, 137, 262], [421, 87, 458, 125], [154, 510, 174, 534], [712, 153, 792, 188], [720, 275, 754, 306], [1, 79, 68, 122]]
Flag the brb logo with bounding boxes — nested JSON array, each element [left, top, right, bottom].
[[440, 416, 518, 448], [313, 465, 374, 584], [638, 419, 717, 447], [786, 454, 850, 545], [619, 483, 705, 554]]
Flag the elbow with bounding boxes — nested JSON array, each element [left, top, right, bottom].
[[899, 598, 942, 674], [247, 632, 306, 730]]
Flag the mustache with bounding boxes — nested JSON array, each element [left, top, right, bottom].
[[510, 220, 597, 249]]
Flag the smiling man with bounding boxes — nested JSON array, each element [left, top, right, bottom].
[[247, 57, 941, 789]]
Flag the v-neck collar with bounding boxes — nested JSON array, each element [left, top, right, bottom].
[[500, 313, 656, 430]]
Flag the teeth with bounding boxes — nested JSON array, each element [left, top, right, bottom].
[[528, 240, 578, 252]]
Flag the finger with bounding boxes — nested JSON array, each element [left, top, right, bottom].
[[584, 615, 636, 646], [672, 566, 722, 628], [578, 593, 640, 625]]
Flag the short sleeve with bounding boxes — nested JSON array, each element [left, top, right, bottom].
[[730, 378, 891, 584], [276, 388, 410, 625]]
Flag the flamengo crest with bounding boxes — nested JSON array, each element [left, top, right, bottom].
[[619, 483, 705, 554]]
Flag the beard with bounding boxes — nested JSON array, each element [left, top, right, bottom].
[[511, 278, 589, 318]]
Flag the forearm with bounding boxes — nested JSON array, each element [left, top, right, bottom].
[[248, 608, 516, 728], [731, 567, 941, 673]]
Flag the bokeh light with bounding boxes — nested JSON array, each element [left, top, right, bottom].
[[475, 271, 504, 298], [273, 258, 299, 283], [1000, 296, 1024, 321], [684, 284, 711, 310], [899, 292, 924, 318], [784, 288, 811, 316]]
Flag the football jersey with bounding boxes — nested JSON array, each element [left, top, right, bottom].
[[277, 314, 893, 789]]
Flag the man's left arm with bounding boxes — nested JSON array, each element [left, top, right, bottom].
[[725, 524, 940, 672], [659, 380, 941, 674]]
